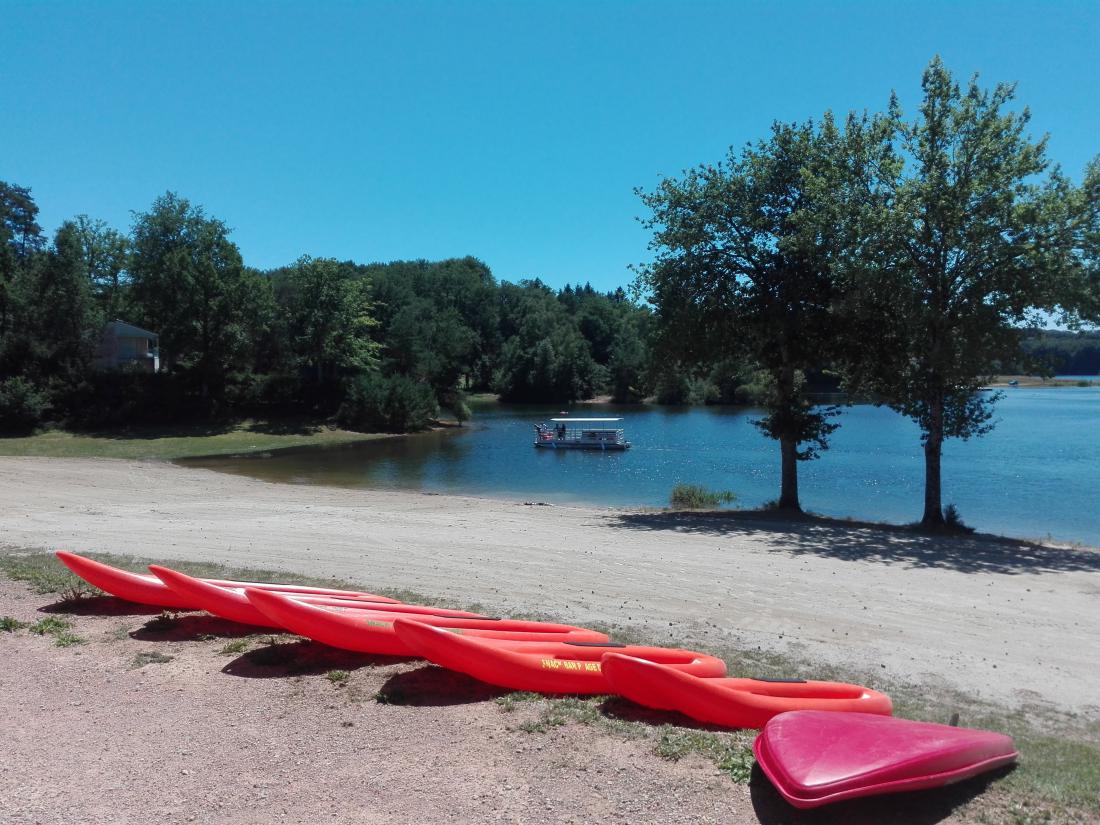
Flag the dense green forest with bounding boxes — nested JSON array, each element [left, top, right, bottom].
[[0, 186, 667, 433]]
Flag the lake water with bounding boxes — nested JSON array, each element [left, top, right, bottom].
[[180, 389, 1100, 546]]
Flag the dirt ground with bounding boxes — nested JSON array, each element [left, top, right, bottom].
[[1, 457, 1098, 715], [1, 577, 1017, 825]]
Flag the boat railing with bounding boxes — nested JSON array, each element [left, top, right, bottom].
[[542, 427, 626, 444]]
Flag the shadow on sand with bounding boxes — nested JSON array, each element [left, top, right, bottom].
[[222, 639, 410, 679], [128, 613, 260, 642], [375, 664, 510, 706], [748, 762, 1015, 824], [608, 510, 1100, 575], [39, 595, 165, 617]]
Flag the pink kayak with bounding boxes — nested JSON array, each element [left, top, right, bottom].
[[754, 711, 1018, 808]]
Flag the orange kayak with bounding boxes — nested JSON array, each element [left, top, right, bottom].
[[245, 589, 609, 654], [602, 653, 892, 729], [149, 565, 482, 627], [56, 551, 398, 610], [392, 618, 726, 694]]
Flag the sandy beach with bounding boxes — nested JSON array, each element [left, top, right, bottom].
[[2, 456, 1098, 715]]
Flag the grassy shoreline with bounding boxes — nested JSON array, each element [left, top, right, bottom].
[[1, 547, 1096, 824], [0, 419, 395, 461]]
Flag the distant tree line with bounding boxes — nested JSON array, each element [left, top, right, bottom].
[[0, 189, 672, 433]]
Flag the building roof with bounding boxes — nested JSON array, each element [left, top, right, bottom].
[[105, 320, 158, 339], [549, 418, 622, 422]]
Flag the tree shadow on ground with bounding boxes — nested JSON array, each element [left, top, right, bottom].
[[222, 639, 409, 678], [39, 596, 165, 617], [607, 511, 1100, 575], [71, 421, 236, 440], [129, 613, 261, 642], [375, 664, 510, 706], [244, 419, 324, 436], [748, 762, 1015, 824]]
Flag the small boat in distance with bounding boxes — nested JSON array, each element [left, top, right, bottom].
[[534, 418, 631, 451]]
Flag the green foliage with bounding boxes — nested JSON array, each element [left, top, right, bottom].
[[833, 57, 1090, 525], [669, 483, 736, 510], [337, 373, 439, 433], [0, 376, 49, 433], [279, 256, 379, 386], [218, 639, 250, 656], [72, 215, 129, 319], [129, 192, 266, 399], [130, 651, 174, 668], [636, 121, 842, 509], [492, 281, 606, 403], [28, 616, 85, 646], [655, 729, 756, 783], [325, 669, 350, 686], [1, 616, 26, 632], [943, 503, 975, 534]]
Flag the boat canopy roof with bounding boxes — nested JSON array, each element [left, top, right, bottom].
[[548, 418, 622, 423]]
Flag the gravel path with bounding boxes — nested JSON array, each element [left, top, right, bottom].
[[0, 578, 998, 825]]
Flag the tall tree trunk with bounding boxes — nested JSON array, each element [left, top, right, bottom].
[[778, 437, 801, 511], [921, 396, 945, 527]]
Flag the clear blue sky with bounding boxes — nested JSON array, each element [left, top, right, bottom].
[[3, 0, 1098, 292]]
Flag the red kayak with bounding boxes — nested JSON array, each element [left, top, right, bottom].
[[601, 653, 892, 728], [754, 711, 1018, 808], [150, 565, 482, 627], [246, 588, 609, 654], [392, 618, 726, 694], [57, 551, 401, 610]]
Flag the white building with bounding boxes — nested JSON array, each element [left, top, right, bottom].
[[94, 320, 160, 373]]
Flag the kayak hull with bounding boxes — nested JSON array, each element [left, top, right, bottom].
[[57, 551, 198, 608], [57, 551, 403, 611], [246, 589, 609, 654], [753, 710, 1017, 808], [601, 653, 892, 728], [393, 619, 726, 694], [150, 566, 482, 627]]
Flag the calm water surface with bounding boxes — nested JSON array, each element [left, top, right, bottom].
[[181, 389, 1100, 546]]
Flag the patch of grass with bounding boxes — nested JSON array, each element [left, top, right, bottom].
[[669, 483, 736, 510], [655, 728, 755, 783], [28, 616, 85, 647], [325, 669, 350, 686], [495, 691, 541, 712], [29, 616, 73, 635], [131, 651, 174, 668], [218, 639, 250, 656], [0, 551, 98, 598], [0, 420, 391, 461], [944, 503, 976, 534], [1, 615, 26, 632], [52, 630, 86, 647]]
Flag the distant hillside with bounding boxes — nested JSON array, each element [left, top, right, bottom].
[[1014, 330, 1100, 375]]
